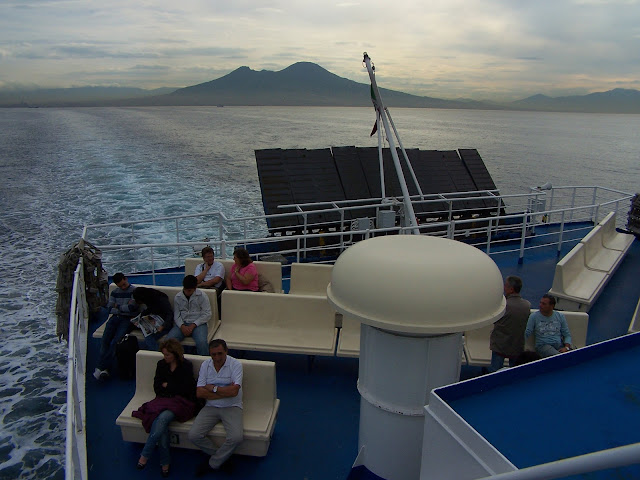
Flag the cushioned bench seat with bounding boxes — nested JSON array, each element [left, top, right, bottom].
[[92, 284, 220, 347], [548, 243, 608, 312], [600, 211, 635, 252], [115, 350, 279, 457], [336, 315, 361, 358], [215, 290, 338, 356], [288, 263, 333, 296], [185, 257, 283, 293], [463, 310, 589, 367], [581, 225, 621, 272]]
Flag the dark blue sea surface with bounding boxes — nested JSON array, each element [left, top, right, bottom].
[[0, 106, 638, 479]]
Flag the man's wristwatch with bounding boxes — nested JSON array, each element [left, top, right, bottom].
[[213, 386, 218, 393]]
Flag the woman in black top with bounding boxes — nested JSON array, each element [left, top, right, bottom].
[[136, 338, 196, 477]]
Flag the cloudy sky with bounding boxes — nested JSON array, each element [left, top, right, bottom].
[[1, 0, 639, 100]]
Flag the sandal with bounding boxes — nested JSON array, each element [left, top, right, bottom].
[[136, 457, 147, 470], [161, 465, 170, 478]]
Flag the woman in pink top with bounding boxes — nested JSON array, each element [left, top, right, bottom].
[[226, 248, 259, 291]]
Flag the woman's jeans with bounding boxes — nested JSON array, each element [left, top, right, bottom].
[[140, 409, 176, 466]]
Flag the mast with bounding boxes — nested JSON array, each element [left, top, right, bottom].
[[363, 53, 420, 235]]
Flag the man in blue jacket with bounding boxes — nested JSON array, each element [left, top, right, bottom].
[[93, 272, 139, 379], [525, 294, 572, 357]]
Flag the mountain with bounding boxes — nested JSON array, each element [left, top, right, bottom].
[[511, 88, 640, 113], [132, 62, 483, 109], [0, 62, 638, 112]]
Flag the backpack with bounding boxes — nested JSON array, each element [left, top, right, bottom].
[[115, 334, 139, 380]]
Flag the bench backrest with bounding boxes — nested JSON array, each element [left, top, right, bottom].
[[551, 243, 586, 292], [134, 350, 276, 408], [580, 225, 605, 263], [598, 211, 616, 238], [185, 257, 283, 292], [289, 263, 333, 296], [109, 283, 219, 322], [221, 290, 336, 330]]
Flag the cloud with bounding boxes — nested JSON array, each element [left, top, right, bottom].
[[0, 0, 639, 98]]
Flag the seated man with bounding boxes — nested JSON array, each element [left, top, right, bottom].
[[489, 276, 531, 372], [94, 272, 139, 380], [195, 246, 225, 294], [190, 339, 243, 476], [524, 294, 572, 357], [165, 275, 211, 356]]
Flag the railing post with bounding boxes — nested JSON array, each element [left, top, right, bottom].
[[150, 247, 156, 285], [570, 188, 577, 221], [175, 218, 180, 269], [296, 237, 301, 263], [486, 218, 492, 255], [220, 240, 227, 260], [558, 211, 566, 255], [519, 213, 527, 264], [591, 188, 598, 223]]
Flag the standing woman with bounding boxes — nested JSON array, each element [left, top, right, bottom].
[[133, 339, 197, 477], [226, 248, 259, 292]]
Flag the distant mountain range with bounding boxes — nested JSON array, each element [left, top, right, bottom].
[[2, 62, 639, 113]]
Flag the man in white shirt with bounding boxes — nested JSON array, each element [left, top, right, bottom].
[[165, 275, 211, 356], [195, 246, 225, 292], [190, 339, 243, 476]]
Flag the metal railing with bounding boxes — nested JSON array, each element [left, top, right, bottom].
[[65, 258, 88, 480], [83, 186, 632, 278]]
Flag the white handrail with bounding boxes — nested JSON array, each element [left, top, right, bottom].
[[65, 259, 88, 480]]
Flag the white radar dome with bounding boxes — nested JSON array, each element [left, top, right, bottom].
[[327, 235, 506, 334]]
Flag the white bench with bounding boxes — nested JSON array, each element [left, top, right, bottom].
[[548, 243, 609, 312], [600, 211, 635, 252], [288, 263, 333, 296], [215, 290, 338, 356], [336, 315, 361, 358], [92, 284, 220, 347], [115, 350, 279, 457], [185, 257, 283, 293], [549, 212, 634, 312], [463, 310, 589, 367]]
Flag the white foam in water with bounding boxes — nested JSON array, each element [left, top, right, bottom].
[[0, 106, 638, 479]]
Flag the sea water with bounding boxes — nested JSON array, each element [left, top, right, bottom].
[[0, 106, 638, 479]]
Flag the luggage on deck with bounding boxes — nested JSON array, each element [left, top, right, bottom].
[[116, 334, 139, 380]]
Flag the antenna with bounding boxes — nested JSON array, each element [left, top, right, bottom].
[[363, 53, 420, 235]]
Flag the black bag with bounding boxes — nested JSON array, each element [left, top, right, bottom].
[[115, 334, 139, 380]]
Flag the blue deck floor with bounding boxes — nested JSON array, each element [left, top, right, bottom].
[[84, 227, 640, 480]]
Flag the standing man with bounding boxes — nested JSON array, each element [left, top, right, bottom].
[[190, 339, 243, 476], [525, 294, 573, 357], [489, 276, 531, 371], [94, 272, 139, 380], [166, 275, 211, 356], [195, 246, 225, 293]]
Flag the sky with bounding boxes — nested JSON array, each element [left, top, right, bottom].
[[1, 0, 639, 101]]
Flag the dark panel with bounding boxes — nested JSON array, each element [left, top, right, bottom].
[[332, 146, 371, 200], [357, 147, 384, 199], [289, 148, 345, 226], [459, 148, 500, 212], [441, 150, 485, 211], [255, 148, 296, 230]]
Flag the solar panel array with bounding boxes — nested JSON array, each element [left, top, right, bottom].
[[255, 147, 500, 232]]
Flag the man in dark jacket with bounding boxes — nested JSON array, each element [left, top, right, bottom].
[[489, 276, 531, 372]]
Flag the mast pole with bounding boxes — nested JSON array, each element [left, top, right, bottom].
[[363, 53, 420, 235]]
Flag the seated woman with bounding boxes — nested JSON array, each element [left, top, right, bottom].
[[132, 287, 174, 351], [133, 338, 197, 477], [226, 248, 259, 292]]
